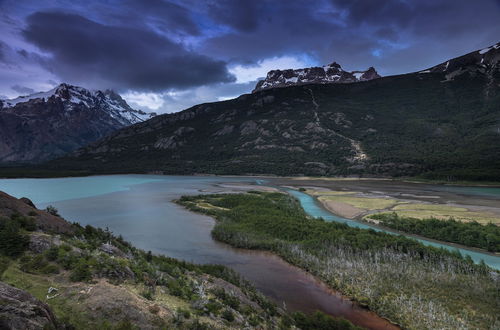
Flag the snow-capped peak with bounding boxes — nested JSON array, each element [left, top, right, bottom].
[[253, 62, 381, 92], [0, 83, 155, 125]]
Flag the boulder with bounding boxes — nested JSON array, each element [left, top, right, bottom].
[[0, 281, 60, 330]]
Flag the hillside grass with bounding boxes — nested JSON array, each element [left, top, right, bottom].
[[390, 203, 500, 224]]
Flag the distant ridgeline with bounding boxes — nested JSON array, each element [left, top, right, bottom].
[[48, 43, 500, 181]]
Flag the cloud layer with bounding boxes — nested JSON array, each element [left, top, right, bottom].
[[22, 11, 234, 91], [0, 0, 498, 112]]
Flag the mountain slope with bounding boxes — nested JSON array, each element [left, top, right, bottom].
[[0, 84, 155, 163], [50, 43, 500, 180], [253, 62, 381, 92]]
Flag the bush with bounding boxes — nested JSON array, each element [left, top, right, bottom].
[[293, 311, 361, 330], [0, 256, 11, 277], [0, 219, 29, 257], [45, 205, 60, 216], [45, 246, 60, 261], [205, 301, 222, 315], [177, 307, 191, 319], [167, 279, 184, 297], [221, 309, 234, 322], [140, 289, 154, 301], [70, 260, 92, 282], [11, 214, 37, 231]]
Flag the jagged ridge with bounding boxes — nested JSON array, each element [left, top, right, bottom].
[[0, 84, 155, 163], [253, 62, 381, 92]]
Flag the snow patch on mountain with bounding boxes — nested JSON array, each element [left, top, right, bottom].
[[416, 41, 500, 83], [0, 83, 155, 125], [253, 62, 381, 92]]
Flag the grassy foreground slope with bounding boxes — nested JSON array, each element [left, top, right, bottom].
[[178, 192, 500, 329], [0, 191, 360, 330]]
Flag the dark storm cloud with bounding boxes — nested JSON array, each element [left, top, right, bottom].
[[202, 1, 343, 62], [104, 0, 200, 36], [207, 0, 260, 32], [200, 0, 499, 74], [21, 11, 234, 91], [0, 0, 499, 111], [11, 84, 34, 94]]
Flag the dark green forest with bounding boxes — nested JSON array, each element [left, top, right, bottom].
[[368, 212, 500, 252]]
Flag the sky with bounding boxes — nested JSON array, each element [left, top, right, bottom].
[[0, 0, 498, 113]]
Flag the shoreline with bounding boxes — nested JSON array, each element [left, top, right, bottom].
[[1, 167, 500, 187]]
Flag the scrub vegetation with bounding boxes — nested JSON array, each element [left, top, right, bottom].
[[367, 212, 500, 252], [179, 192, 500, 330]]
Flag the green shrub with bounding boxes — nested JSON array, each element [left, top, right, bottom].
[[0, 219, 29, 257], [45, 246, 59, 261], [205, 301, 222, 315], [41, 263, 59, 274], [167, 279, 184, 297], [45, 205, 60, 216], [0, 255, 11, 277], [11, 214, 37, 231], [70, 260, 92, 282], [221, 309, 234, 322], [293, 311, 361, 330], [140, 289, 154, 301], [176, 307, 191, 319]]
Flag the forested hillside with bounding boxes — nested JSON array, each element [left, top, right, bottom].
[[48, 43, 500, 181]]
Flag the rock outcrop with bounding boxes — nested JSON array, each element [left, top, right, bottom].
[[0, 281, 60, 330], [253, 62, 381, 92]]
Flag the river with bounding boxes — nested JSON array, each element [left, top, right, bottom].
[[1, 175, 499, 328], [0, 175, 396, 329]]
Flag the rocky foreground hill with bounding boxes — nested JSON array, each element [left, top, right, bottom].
[[48, 42, 500, 181], [0, 84, 155, 163]]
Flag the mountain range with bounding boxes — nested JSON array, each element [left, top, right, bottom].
[[0, 84, 154, 163], [45, 42, 500, 181]]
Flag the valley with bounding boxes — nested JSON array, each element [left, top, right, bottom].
[[1, 175, 499, 329], [1, 2, 499, 329]]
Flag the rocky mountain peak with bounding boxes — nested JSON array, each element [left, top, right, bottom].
[[418, 42, 500, 79], [253, 61, 381, 92], [0, 83, 157, 163]]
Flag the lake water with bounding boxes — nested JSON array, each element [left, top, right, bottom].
[[0, 174, 396, 330]]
